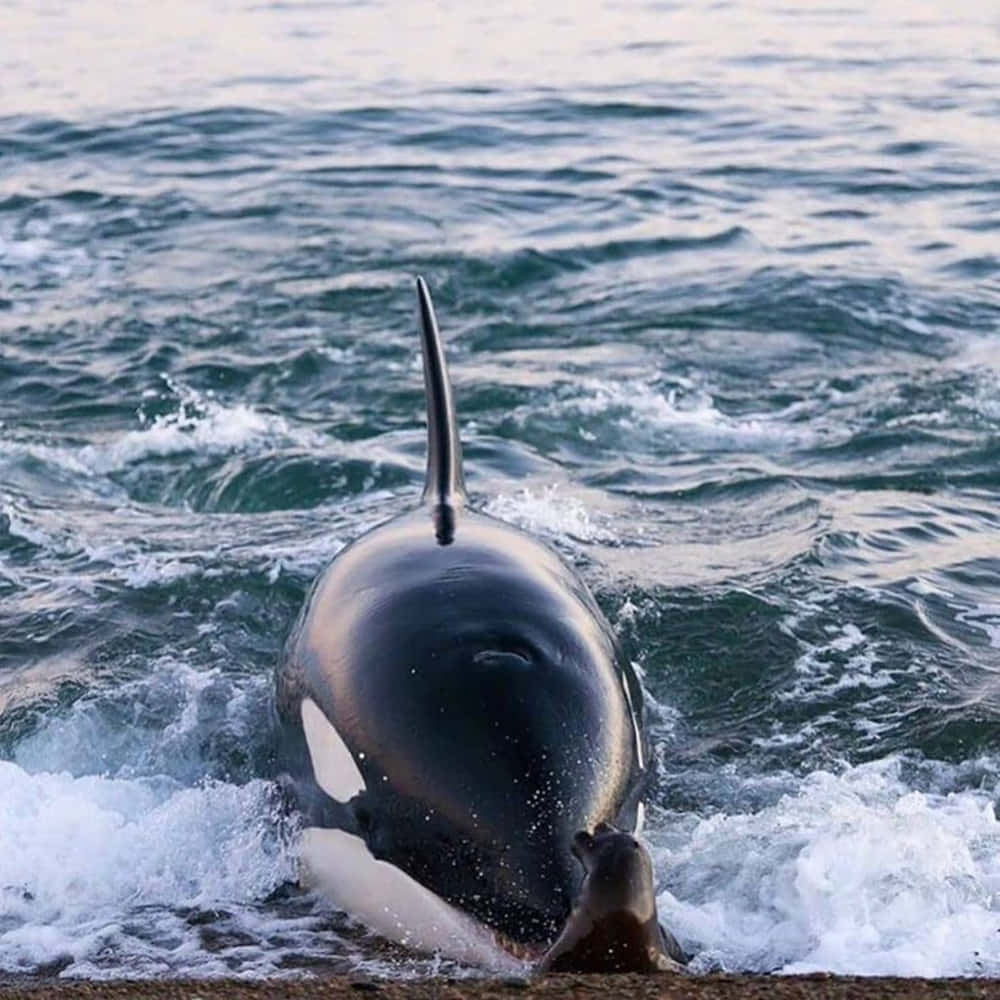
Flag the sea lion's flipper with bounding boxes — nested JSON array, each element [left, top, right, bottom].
[[658, 921, 690, 966], [416, 278, 465, 538]]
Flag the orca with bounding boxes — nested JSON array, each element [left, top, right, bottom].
[[276, 278, 667, 970]]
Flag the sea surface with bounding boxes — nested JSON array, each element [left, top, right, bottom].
[[2, 0, 1000, 982]]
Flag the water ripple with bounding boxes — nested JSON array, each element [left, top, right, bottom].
[[2, 0, 1000, 980]]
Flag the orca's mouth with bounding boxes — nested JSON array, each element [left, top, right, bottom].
[[491, 931, 549, 963]]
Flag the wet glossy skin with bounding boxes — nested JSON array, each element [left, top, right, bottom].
[[279, 503, 644, 943], [539, 824, 685, 974]]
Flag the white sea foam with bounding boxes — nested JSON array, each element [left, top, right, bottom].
[[0, 761, 297, 978], [0, 233, 50, 266], [525, 378, 824, 452], [0, 228, 86, 278], [79, 382, 318, 476], [781, 622, 901, 702], [957, 602, 1000, 649], [0, 652, 330, 979], [6, 748, 998, 978], [483, 484, 615, 544], [0, 488, 348, 594], [11, 655, 273, 787], [654, 755, 1000, 977], [94, 521, 347, 590], [0, 380, 326, 487], [0, 215, 116, 291]]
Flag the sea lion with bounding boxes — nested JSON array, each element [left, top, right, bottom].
[[539, 823, 687, 974]]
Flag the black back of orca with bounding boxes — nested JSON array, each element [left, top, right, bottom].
[[278, 278, 645, 943]]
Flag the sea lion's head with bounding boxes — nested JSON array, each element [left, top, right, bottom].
[[570, 823, 657, 921], [539, 823, 686, 975]]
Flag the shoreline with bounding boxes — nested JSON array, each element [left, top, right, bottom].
[[3, 974, 1000, 1000]]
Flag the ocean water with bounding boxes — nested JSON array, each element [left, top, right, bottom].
[[2, 0, 1000, 981]]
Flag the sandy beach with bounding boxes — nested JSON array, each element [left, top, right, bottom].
[[4, 975, 1000, 1000]]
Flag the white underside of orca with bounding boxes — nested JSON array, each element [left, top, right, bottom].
[[300, 826, 526, 973], [299, 696, 527, 973]]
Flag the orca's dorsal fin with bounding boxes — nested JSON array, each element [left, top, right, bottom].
[[416, 277, 465, 541]]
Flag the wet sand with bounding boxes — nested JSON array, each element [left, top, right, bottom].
[[3, 975, 1000, 1000]]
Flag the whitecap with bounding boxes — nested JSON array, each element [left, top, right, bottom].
[[0, 761, 297, 978], [483, 484, 616, 544], [652, 755, 1000, 977], [522, 377, 824, 452]]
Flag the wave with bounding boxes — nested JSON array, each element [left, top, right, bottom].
[[655, 755, 1000, 977]]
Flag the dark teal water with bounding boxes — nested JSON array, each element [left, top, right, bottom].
[[2, 0, 1000, 981]]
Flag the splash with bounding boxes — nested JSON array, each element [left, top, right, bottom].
[[654, 755, 1000, 977], [0, 761, 299, 978], [484, 484, 615, 544]]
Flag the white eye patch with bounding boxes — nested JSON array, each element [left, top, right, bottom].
[[301, 697, 366, 802]]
